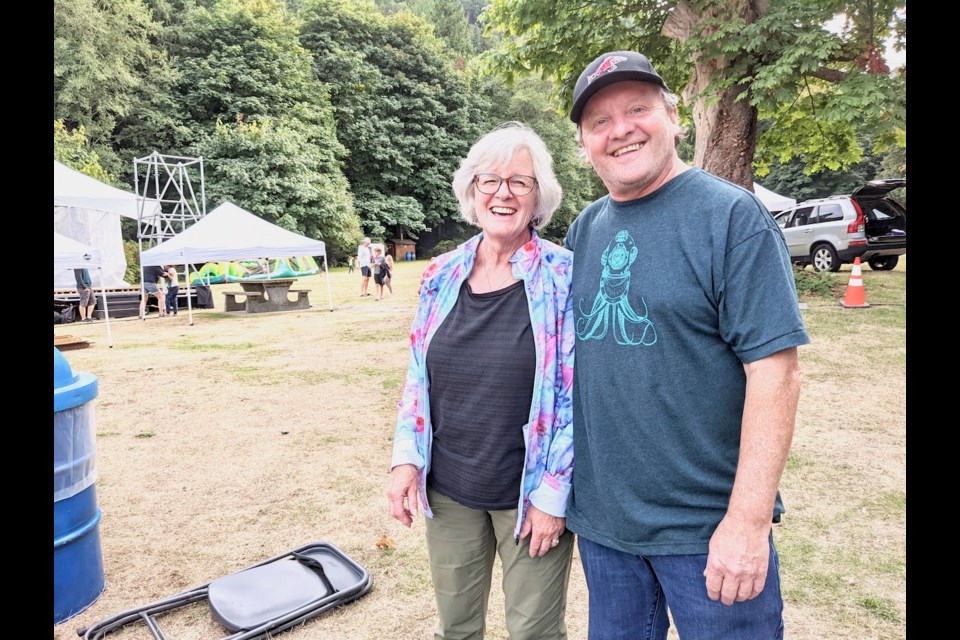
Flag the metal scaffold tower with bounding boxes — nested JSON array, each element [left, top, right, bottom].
[[133, 152, 206, 250], [133, 152, 206, 324]]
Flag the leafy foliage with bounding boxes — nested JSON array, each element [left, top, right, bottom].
[[299, 0, 482, 239], [194, 115, 362, 261], [165, 0, 362, 260], [793, 267, 844, 299], [482, 0, 906, 179], [54, 0, 181, 177], [54, 120, 117, 185]]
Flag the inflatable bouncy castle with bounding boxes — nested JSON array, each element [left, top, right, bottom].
[[189, 256, 320, 284]]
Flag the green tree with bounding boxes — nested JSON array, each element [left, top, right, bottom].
[[483, 0, 905, 189], [54, 120, 117, 185], [299, 0, 482, 239], [171, 0, 327, 134], [195, 115, 362, 261], [407, 0, 475, 55], [166, 0, 359, 256], [54, 0, 180, 177]]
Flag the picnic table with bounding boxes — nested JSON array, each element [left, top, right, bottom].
[[223, 278, 311, 313]]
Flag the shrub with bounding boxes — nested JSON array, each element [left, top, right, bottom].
[[793, 267, 844, 298], [124, 240, 141, 284]]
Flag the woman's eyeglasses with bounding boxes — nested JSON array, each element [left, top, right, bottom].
[[473, 173, 538, 196]]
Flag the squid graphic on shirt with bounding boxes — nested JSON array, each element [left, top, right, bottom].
[[576, 230, 657, 346]]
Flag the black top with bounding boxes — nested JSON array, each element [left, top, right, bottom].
[[426, 280, 535, 510], [143, 265, 166, 284]]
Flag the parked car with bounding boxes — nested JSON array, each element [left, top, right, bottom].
[[773, 179, 906, 272]]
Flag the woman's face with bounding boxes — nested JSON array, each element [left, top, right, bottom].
[[473, 148, 538, 247]]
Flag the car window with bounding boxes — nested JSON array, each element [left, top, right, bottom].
[[814, 204, 844, 224], [774, 211, 792, 229], [787, 206, 814, 228]]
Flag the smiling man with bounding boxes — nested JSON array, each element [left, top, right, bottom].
[[563, 51, 810, 640]]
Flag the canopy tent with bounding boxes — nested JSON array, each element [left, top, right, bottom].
[[53, 232, 113, 347], [140, 201, 334, 321], [53, 160, 161, 289], [753, 183, 796, 213]]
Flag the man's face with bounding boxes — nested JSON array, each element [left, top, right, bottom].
[[579, 81, 681, 201]]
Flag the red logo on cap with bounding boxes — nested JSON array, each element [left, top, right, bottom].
[[587, 56, 628, 83]]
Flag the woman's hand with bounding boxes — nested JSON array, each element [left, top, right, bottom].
[[386, 464, 420, 527], [518, 505, 566, 558]]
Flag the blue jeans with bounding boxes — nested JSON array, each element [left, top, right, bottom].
[[166, 286, 179, 313], [578, 535, 784, 640]]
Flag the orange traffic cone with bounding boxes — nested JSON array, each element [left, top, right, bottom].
[[840, 257, 870, 308]]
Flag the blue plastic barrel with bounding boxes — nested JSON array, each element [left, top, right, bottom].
[[54, 347, 104, 625]]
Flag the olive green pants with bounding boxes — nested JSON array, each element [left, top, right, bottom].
[[425, 488, 575, 640]]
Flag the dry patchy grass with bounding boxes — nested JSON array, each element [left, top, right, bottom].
[[54, 258, 905, 639]]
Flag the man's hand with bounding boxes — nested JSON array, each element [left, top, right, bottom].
[[703, 514, 771, 605]]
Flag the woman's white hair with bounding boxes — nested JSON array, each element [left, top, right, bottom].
[[452, 122, 562, 230]]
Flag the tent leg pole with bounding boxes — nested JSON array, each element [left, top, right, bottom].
[[323, 255, 333, 311], [99, 270, 113, 348]]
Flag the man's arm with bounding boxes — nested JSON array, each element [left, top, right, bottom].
[[704, 347, 801, 605]]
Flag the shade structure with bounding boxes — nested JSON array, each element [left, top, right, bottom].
[[54, 161, 160, 221], [753, 183, 796, 212], [54, 160, 162, 289], [140, 201, 334, 318], [53, 232, 113, 347], [54, 232, 102, 270]]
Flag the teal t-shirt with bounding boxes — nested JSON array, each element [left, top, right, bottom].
[[564, 168, 809, 556]]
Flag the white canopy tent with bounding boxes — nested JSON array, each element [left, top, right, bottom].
[[53, 160, 161, 289], [140, 201, 334, 323], [753, 183, 796, 213], [53, 232, 113, 347]]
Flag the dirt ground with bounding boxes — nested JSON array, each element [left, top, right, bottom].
[[54, 259, 906, 639]]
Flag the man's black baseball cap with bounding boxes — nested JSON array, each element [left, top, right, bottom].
[[570, 51, 669, 123]]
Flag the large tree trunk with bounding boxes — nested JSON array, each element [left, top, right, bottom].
[[663, 0, 769, 190]]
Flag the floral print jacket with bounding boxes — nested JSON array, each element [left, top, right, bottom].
[[390, 231, 575, 537]]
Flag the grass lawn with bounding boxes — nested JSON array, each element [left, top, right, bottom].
[[54, 256, 906, 639]]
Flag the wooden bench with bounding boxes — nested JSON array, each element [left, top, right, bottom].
[[223, 290, 263, 312]]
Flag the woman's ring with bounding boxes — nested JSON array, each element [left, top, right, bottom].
[[551, 538, 560, 547]]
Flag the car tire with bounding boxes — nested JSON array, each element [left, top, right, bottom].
[[868, 256, 899, 271], [811, 244, 840, 272]]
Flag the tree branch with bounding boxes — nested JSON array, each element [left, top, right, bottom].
[[809, 67, 848, 83]]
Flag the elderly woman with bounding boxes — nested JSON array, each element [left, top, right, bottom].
[[387, 122, 575, 639]]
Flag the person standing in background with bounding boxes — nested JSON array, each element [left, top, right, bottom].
[[383, 253, 395, 295], [165, 266, 180, 316], [139, 264, 168, 320], [73, 268, 96, 323], [358, 237, 372, 296], [371, 246, 387, 301]]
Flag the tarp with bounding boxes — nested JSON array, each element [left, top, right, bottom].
[[140, 202, 326, 265], [53, 232, 113, 347], [53, 160, 162, 289], [140, 201, 333, 315], [54, 232, 102, 270], [753, 183, 796, 212], [54, 161, 160, 220]]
